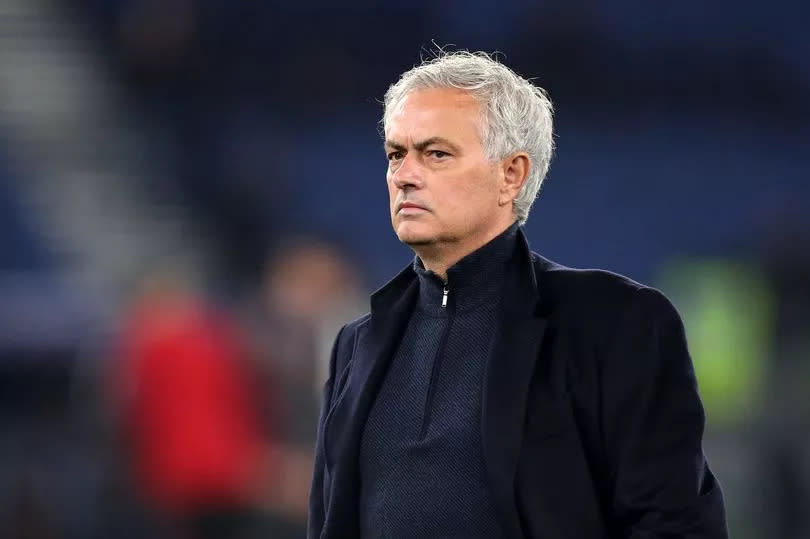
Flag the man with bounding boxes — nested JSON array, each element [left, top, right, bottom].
[[308, 51, 727, 538]]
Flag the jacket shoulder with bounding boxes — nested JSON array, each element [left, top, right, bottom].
[[531, 253, 677, 321], [341, 312, 371, 345], [330, 312, 370, 374]]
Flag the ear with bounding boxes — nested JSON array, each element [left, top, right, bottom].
[[498, 153, 530, 207]]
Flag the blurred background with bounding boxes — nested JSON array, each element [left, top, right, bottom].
[[0, 0, 808, 537]]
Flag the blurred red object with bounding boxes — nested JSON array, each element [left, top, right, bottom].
[[112, 290, 273, 515]]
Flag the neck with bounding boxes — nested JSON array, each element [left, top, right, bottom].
[[414, 218, 517, 280]]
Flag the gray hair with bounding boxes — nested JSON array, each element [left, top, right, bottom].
[[382, 50, 554, 224]]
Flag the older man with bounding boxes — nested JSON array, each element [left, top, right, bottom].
[[308, 51, 727, 538]]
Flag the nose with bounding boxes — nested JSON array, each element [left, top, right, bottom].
[[391, 154, 423, 190]]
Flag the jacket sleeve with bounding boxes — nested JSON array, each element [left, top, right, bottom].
[[307, 325, 346, 539], [601, 287, 728, 538]]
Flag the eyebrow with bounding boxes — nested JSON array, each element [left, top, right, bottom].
[[384, 136, 461, 154]]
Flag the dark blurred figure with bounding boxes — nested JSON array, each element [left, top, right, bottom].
[[257, 239, 366, 444], [234, 238, 367, 536], [755, 215, 810, 539], [108, 273, 302, 539]]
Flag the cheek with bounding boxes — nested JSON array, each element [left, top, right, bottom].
[[450, 168, 496, 209], [386, 174, 396, 202]]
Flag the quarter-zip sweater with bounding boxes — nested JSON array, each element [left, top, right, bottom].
[[359, 222, 519, 538]]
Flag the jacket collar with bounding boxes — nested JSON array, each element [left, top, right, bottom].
[[480, 227, 547, 537]]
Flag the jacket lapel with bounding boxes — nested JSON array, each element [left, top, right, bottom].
[[482, 231, 548, 538], [321, 266, 418, 537]]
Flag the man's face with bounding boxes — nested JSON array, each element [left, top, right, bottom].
[[384, 87, 504, 249]]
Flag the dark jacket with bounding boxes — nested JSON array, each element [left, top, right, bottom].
[[308, 229, 728, 538]]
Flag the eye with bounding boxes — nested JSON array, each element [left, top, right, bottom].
[[387, 150, 404, 161], [427, 150, 450, 159]]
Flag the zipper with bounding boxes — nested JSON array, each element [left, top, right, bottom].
[[420, 297, 453, 439], [419, 280, 450, 438]]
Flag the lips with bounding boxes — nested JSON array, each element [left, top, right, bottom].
[[398, 201, 427, 212]]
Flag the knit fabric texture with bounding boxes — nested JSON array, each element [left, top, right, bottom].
[[358, 222, 519, 538]]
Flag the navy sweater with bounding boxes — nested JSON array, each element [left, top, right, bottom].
[[359, 223, 519, 538]]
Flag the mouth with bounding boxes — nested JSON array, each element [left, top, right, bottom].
[[397, 202, 428, 213]]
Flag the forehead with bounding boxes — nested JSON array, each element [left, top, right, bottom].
[[385, 87, 483, 144]]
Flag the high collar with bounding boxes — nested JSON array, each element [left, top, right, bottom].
[[370, 222, 539, 317], [412, 221, 520, 313]]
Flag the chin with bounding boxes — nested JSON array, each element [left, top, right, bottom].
[[394, 221, 438, 246]]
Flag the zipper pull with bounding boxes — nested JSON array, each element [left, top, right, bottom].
[[441, 285, 449, 308]]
